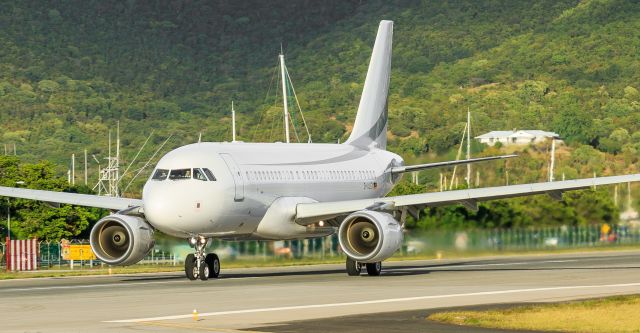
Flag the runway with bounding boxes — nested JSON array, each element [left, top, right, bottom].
[[2, 250, 640, 332]]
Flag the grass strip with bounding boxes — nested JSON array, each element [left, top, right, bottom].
[[429, 295, 640, 332]]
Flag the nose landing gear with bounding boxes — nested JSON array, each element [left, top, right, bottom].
[[185, 236, 221, 281]]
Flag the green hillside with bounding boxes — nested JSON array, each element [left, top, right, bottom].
[[0, 0, 638, 193]]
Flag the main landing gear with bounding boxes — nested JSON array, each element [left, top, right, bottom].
[[185, 236, 220, 281], [346, 257, 382, 276]]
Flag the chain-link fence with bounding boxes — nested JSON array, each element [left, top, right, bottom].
[[1, 224, 639, 270]]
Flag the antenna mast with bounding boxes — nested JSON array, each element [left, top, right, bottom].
[[93, 123, 121, 197], [279, 52, 290, 143]]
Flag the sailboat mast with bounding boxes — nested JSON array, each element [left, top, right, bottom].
[[231, 100, 236, 142], [279, 53, 290, 143], [466, 108, 471, 188]]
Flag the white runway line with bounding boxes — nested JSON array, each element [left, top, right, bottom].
[[105, 282, 640, 323], [400, 259, 578, 271]]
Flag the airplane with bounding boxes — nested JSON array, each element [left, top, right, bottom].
[[1, 20, 640, 280]]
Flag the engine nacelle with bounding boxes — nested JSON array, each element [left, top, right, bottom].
[[89, 214, 155, 266], [338, 210, 403, 263]]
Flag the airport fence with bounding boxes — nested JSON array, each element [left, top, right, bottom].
[[1, 223, 639, 270]]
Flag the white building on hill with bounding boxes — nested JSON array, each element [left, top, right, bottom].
[[475, 130, 560, 146]]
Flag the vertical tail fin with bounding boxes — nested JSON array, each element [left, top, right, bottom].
[[345, 20, 393, 149]]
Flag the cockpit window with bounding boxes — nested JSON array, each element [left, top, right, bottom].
[[169, 169, 191, 180], [193, 168, 208, 181], [203, 168, 216, 181], [152, 169, 169, 180]]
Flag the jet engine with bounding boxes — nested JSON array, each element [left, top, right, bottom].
[[89, 214, 155, 266], [338, 210, 403, 263]]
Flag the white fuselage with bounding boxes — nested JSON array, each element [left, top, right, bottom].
[[142, 142, 403, 239]]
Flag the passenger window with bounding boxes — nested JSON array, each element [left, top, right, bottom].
[[203, 168, 217, 181], [193, 168, 208, 181], [169, 169, 191, 180], [152, 169, 169, 181]]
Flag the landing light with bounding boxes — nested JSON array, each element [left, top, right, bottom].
[[318, 221, 325, 227]]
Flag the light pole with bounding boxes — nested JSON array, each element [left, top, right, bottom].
[[7, 181, 25, 240], [6, 197, 10, 240]]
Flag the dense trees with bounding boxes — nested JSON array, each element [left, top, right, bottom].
[[0, 157, 104, 240], [0, 1, 638, 232]]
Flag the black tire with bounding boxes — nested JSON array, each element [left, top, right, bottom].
[[185, 254, 197, 280], [199, 260, 209, 281], [366, 262, 382, 276], [205, 253, 220, 278], [346, 257, 361, 276]]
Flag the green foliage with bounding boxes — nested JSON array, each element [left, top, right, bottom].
[[0, 156, 104, 241], [416, 189, 618, 230]]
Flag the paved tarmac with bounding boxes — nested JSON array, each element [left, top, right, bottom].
[[2, 250, 640, 332]]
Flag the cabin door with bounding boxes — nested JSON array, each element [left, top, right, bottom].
[[220, 153, 244, 201]]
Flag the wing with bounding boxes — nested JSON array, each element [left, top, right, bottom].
[[295, 174, 640, 225], [391, 155, 517, 174], [0, 186, 143, 211]]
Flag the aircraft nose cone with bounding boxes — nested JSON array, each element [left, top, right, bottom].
[[142, 181, 217, 237]]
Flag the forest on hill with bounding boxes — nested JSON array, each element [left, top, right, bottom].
[[0, 0, 639, 238]]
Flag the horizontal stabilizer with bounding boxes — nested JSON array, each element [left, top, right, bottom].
[[390, 155, 517, 174]]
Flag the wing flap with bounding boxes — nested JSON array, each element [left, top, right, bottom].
[[0, 186, 143, 211], [295, 174, 640, 224]]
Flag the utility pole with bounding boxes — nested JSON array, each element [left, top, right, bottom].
[[628, 182, 632, 210], [116, 121, 120, 196], [84, 149, 88, 186], [549, 138, 556, 182], [13, 143, 16, 155], [6, 198, 10, 240], [232, 101, 237, 142], [71, 153, 75, 186]]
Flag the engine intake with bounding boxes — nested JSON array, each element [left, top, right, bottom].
[[338, 210, 403, 263], [89, 214, 155, 266]]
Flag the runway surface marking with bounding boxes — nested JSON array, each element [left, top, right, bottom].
[[1, 258, 598, 292], [140, 321, 264, 333], [105, 282, 640, 323]]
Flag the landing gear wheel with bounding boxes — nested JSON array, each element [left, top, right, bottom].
[[199, 261, 209, 281], [346, 257, 361, 276], [205, 253, 220, 278], [185, 254, 198, 280], [366, 262, 382, 276]]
